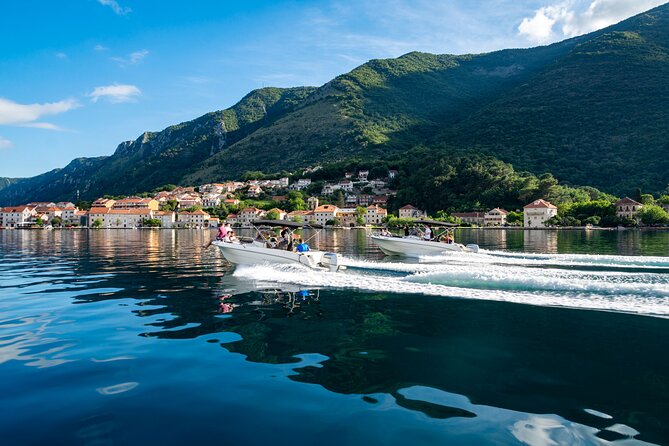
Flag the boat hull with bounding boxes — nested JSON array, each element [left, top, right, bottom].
[[213, 241, 335, 270], [370, 235, 474, 257]]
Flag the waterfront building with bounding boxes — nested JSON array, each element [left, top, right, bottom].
[[365, 205, 387, 225], [34, 205, 63, 222], [484, 208, 509, 226], [226, 214, 239, 225], [61, 205, 78, 224], [88, 207, 154, 228], [154, 211, 175, 228], [177, 210, 210, 228], [399, 204, 425, 219], [523, 199, 558, 228], [337, 208, 357, 227], [313, 205, 339, 226], [615, 197, 643, 220], [1, 205, 36, 227], [452, 212, 485, 226], [307, 197, 319, 210]]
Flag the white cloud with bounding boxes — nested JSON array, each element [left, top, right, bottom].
[[0, 97, 80, 130], [89, 84, 142, 103], [55, 52, 68, 60], [112, 49, 149, 66], [98, 0, 131, 16], [94, 44, 109, 52], [518, 0, 667, 44], [0, 136, 12, 149]]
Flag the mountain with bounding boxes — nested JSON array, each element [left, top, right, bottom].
[[1, 3, 668, 205]]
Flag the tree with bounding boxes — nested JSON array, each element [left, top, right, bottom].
[[506, 211, 523, 226], [50, 216, 63, 227], [640, 194, 655, 205], [142, 218, 162, 227], [584, 216, 601, 225], [242, 171, 265, 181], [326, 218, 341, 226], [335, 191, 345, 208], [266, 209, 280, 220], [287, 191, 306, 211], [35, 217, 44, 227], [75, 200, 92, 211], [92, 218, 103, 228], [637, 205, 669, 225], [162, 200, 178, 211]]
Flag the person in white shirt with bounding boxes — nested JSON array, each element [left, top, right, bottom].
[[423, 225, 432, 240]]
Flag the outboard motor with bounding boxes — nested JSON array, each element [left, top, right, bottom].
[[320, 252, 341, 272], [466, 244, 480, 253]]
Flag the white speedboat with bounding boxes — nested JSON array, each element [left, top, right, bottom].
[[213, 220, 343, 272], [371, 220, 479, 257]]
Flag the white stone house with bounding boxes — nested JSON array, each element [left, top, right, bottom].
[[1, 205, 36, 227], [615, 197, 643, 220], [154, 211, 175, 228], [313, 205, 339, 226], [523, 199, 558, 228], [484, 208, 509, 226], [365, 205, 387, 225], [398, 204, 425, 219]]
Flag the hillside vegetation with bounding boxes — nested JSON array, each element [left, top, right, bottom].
[[1, 3, 668, 205]]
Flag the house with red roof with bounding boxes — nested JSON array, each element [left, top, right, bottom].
[[614, 197, 643, 220], [523, 199, 558, 228]]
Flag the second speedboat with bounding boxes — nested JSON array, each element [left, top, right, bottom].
[[371, 219, 479, 257]]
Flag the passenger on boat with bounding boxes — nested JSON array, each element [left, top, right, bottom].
[[280, 228, 294, 251], [403, 224, 410, 236], [445, 231, 454, 244], [423, 225, 432, 240], [216, 222, 227, 241]]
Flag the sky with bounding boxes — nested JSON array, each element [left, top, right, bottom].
[[0, 0, 666, 178]]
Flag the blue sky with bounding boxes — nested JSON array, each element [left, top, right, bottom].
[[0, 0, 665, 177]]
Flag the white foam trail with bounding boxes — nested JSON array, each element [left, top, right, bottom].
[[232, 264, 669, 317]]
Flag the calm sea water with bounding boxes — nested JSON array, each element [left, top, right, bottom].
[[1, 228, 668, 445]]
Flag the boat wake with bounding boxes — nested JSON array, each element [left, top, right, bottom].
[[231, 250, 669, 317]]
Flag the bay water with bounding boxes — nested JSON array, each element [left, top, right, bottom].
[[0, 228, 667, 445]]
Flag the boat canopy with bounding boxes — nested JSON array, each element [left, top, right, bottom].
[[252, 220, 323, 229], [414, 219, 457, 227]]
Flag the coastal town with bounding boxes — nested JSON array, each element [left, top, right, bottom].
[[0, 169, 664, 230]]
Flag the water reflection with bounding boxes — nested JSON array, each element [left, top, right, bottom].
[[1, 229, 668, 445]]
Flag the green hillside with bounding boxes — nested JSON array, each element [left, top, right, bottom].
[[0, 3, 668, 205], [437, 6, 669, 193]]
